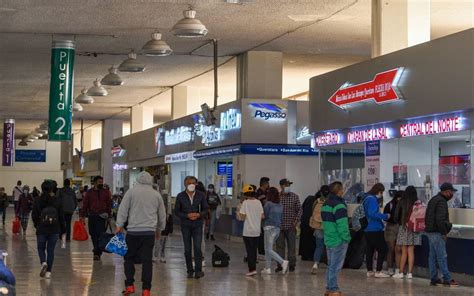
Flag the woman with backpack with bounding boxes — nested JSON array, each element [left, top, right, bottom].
[[16, 185, 34, 236], [206, 184, 221, 241], [31, 180, 66, 279], [392, 186, 421, 279], [309, 185, 329, 274]]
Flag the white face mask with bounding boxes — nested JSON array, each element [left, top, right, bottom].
[[187, 184, 196, 192], [284, 187, 291, 193]]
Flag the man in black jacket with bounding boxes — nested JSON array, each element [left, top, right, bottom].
[[425, 183, 459, 287], [58, 179, 78, 241], [175, 176, 208, 279]]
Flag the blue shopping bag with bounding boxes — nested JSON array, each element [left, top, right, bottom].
[[105, 232, 128, 256]]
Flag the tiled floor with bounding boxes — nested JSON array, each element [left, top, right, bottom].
[[1, 209, 472, 296]]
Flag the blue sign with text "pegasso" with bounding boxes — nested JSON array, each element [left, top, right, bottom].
[[249, 103, 287, 121]]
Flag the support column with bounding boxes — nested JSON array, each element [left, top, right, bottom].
[[372, 0, 430, 57], [172, 86, 203, 119], [237, 51, 283, 100], [83, 128, 101, 152], [131, 105, 154, 133], [101, 119, 123, 188]]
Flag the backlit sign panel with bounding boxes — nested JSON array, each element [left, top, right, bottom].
[[347, 127, 392, 143], [249, 103, 287, 121], [165, 126, 193, 146], [400, 117, 463, 137], [315, 132, 343, 147]]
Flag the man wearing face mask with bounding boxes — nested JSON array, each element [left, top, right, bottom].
[[425, 183, 459, 287], [80, 176, 112, 261], [206, 184, 221, 241], [175, 176, 209, 279], [275, 178, 302, 273]]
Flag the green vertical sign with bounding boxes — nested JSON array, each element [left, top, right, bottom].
[[48, 40, 75, 141]]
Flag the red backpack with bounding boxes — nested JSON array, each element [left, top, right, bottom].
[[407, 200, 426, 233]]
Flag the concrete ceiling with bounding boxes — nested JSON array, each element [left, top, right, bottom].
[[0, 0, 472, 138]]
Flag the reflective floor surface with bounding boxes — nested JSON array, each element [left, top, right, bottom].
[[1, 209, 472, 296]]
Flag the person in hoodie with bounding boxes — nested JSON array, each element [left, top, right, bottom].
[[116, 171, 166, 296], [57, 179, 78, 241], [363, 183, 390, 278], [31, 180, 66, 279]]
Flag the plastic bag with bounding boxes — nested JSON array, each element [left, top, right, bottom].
[[99, 222, 114, 253], [11, 219, 20, 235], [105, 232, 128, 256], [72, 221, 89, 241]]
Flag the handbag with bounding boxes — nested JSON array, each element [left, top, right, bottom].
[[99, 221, 114, 253], [72, 221, 89, 241], [105, 232, 128, 256], [12, 218, 20, 235]]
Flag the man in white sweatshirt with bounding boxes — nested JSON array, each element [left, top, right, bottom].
[[116, 171, 166, 296]]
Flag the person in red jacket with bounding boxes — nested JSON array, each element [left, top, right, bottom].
[[80, 176, 112, 261]]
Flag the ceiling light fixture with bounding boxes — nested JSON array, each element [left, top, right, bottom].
[[101, 65, 124, 86], [18, 139, 28, 146], [36, 127, 48, 135], [142, 32, 173, 56], [119, 50, 146, 72], [32, 131, 43, 137], [75, 88, 95, 104], [27, 134, 38, 140], [172, 6, 208, 38], [73, 101, 84, 112], [25, 138, 35, 143], [87, 79, 108, 96]]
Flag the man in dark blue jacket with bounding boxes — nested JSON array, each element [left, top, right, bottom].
[[175, 176, 209, 279]]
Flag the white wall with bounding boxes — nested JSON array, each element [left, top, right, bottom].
[[170, 161, 197, 197], [286, 155, 320, 199], [0, 140, 63, 192]]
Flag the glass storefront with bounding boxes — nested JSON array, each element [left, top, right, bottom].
[[320, 130, 473, 208], [198, 157, 233, 198]]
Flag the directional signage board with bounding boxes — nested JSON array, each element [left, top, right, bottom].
[[328, 68, 404, 109]]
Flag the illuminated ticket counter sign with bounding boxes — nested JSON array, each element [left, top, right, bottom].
[[400, 117, 463, 138], [315, 132, 343, 147], [347, 127, 391, 143]]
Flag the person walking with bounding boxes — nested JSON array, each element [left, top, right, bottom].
[[261, 187, 289, 275], [206, 184, 221, 241], [57, 179, 77, 242], [12, 181, 22, 214], [116, 172, 166, 296], [16, 185, 33, 236], [276, 179, 302, 273], [174, 176, 208, 280], [31, 180, 66, 279], [310, 185, 329, 274], [239, 185, 264, 276], [0, 188, 9, 226], [425, 183, 459, 287], [364, 183, 390, 278], [321, 181, 351, 296], [384, 190, 403, 276], [76, 186, 86, 213], [299, 192, 318, 261], [256, 177, 270, 257], [392, 186, 421, 279], [153, 190, 172, 264], [80, 176, 112, 261]]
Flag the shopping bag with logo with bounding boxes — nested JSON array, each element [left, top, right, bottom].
[[105, 232, 128, 256], [407, 200, 426, 233], [11, 218, 20, 235], [99, 222, 115, 253], [73, 221, 89, 241]]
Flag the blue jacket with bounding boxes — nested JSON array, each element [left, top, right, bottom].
[[263, 201, 283, 228], [363, 195, 389, 232], [174, 190, 209, 227]]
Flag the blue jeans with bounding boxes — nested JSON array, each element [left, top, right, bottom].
[[37, 234, 59, 272], [209, 210, 217, 235], [264, 226, 285, 269], [426, 232, 452, 282], [181, 223, 203, 273], [0, 207, 6, 224], [313, 230, 324, 263], [326, 243, 348, 292]]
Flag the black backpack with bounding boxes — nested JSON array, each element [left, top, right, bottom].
[[40, 205, 58, 226], [212, 245, 230, 267]]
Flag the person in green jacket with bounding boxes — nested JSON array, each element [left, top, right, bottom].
[[321, 181, 351, 296]]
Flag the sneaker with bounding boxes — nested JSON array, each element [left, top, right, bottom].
[[387, 270, 394, 276], [142, 289, 151, 296], [375, 272, 391, 278], [275, 265, 283, 273], [202, 260, 206, 267], [195, 271, 205, 279], [282, 260, 289, 274], [211, 235, 215, 241], [152, 256, 158, 263], [392, 273, 404, 279], [122, 285, 136, 295], [289, 266, 295, 272], [406, 273, 413, 279], [367, 271, 375, 278], [430, 279, 443, 286], [443, 280, 460, 287], [160, 257, 166, 263], [45, 272, 51, 279], [40, 262, 48, 277], [261, 268, 272, 275], [187, 272, 194, 279], [311, 263, 318, 274], [246, 270, 257, 277], [93, 255, 101, 261]]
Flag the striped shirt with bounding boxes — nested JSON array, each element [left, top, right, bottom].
[[280, 192, 302, 230], [321, 194, 351, 248]]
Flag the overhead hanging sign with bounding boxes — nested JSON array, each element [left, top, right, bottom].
[[2, 119, 15, 166], [111, 145, 126, 157], [328, 68, 404, 109], [15, 150, 46, 162], [48, 40, 75, 142]]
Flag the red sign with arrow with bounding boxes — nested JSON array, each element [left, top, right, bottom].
[[328, 68, 404, 109]]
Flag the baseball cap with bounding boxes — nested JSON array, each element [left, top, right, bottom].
[[243, 184, 256, 194], [279, 178, 293, 186], [440, 182, 458, 192]]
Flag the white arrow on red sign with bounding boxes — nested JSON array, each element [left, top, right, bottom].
[[328, 68, 404, 109]]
